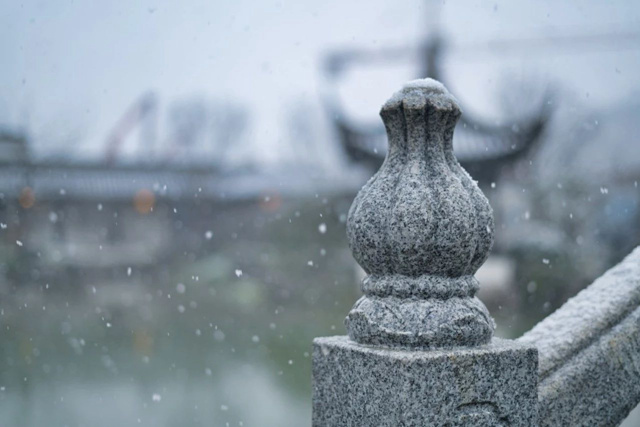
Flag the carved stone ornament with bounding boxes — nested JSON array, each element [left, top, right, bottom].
[[345, 78, 495, 349]]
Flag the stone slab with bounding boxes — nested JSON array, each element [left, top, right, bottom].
[[535, 305, 640, 427], [312, 336, 538, 427], [519, 246, 640, 426]]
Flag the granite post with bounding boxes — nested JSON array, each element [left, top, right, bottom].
[[313, 79, 538, 426]]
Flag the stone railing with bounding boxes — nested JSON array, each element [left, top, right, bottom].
[[312, 79, 640, 426]]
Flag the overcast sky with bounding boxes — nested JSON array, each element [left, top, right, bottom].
[[2, 0, 639, 164]]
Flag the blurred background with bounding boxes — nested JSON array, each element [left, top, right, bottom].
[[1, 0, 640, 425]]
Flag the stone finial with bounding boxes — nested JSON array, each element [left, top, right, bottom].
[[345, 78, 495, 348]]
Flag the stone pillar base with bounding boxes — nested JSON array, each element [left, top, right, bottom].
[[312, 336, 538, 427]]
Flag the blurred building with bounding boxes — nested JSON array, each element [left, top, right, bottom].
[[0, 123, 367, 284]]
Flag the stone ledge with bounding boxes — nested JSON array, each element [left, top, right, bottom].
[[313, 336, 538, 427]]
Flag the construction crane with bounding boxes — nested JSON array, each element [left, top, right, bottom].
[[104, 91, 157, 164]]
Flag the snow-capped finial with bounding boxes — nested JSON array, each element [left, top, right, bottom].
[[403, 77, 447, 92], [382, 77, 460, 112], [345, 78, 495, 349]]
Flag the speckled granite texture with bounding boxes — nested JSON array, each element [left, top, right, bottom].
[[519, 246, 640, 427], [311, 79, 532, 426], [345, 78, 495, 349], [312, 336, 538, 427]]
